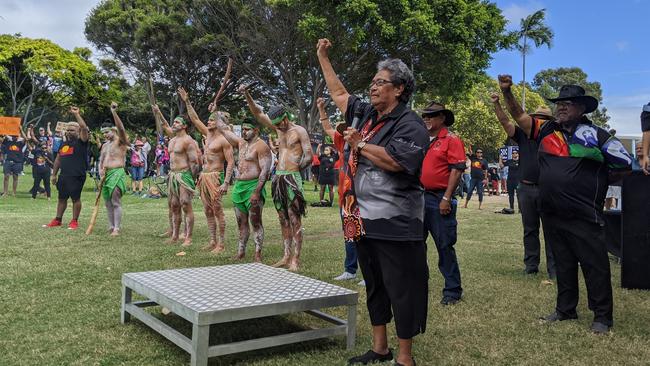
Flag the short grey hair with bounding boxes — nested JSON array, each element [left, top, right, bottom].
[[377, 58, 415, 104]]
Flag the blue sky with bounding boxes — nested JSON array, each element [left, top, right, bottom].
[[489, 0, 650, 136], [1, 0, 648, 135]]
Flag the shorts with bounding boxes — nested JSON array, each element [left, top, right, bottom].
[[3, 160, 23, 176], [130, 166, 145, 181], [57, 175, 86, 201]]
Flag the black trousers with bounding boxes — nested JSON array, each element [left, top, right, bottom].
[[542, 215, 613, 326], [518, 183, 555, 277], [31, 166, 51, 198], [507, 179, 518, 210], [357, 237, 429, 339]]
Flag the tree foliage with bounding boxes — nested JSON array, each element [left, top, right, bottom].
[[532, 67, 610, 127], [0, 35, 102, 127], [436, 77, 546, 158]]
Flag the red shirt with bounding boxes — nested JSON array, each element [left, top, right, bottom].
[[420, 127, 466, 190], [311, 153, 320, 166]]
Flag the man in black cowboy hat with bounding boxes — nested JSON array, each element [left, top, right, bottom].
[[420, 102, 467, 306], [490, 93, 556, 282], [498, 74, 633, 334]]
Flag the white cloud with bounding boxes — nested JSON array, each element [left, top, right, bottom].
[[0, 0, 98, 52], [501, 1, 546, 29], [615, 41, 629, 51], [604, 92, 650, 135]]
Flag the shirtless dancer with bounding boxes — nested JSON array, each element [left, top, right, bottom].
[[152, 104, 201, 246], [178, 87, 234, 253], [98, 102, 129, 236], [215, 109, 272, 262], [240, 85, 312, 271]]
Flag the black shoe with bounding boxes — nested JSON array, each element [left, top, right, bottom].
[[524, 269, 539, 275], [591, 322, 610, 334], [347, 349, 393, 365], [539, 311, 578, 322], [440, 296, 460, 305]]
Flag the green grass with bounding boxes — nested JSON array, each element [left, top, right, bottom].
[[1, 170, 649, 365]]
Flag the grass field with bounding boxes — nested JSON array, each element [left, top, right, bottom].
[[1, 171, 649, 366]]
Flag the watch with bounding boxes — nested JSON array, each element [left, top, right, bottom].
[[357, 141, 367, 152]]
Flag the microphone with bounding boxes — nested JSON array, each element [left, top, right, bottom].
[[344, 107, 364, 156]]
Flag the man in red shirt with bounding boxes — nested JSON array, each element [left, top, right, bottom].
[[420, 102, 467, 305]]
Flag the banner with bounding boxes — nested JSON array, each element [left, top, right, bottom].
[[0, 116, 22, 136]]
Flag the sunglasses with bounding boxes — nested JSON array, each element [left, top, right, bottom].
[[421, 112, 441, 119], [369, 79, 394, 88]]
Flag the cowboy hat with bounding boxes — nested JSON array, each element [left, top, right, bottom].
[[529, 105, 553, 119], [421, 101, 455, 126], [547, 85, 598, 114]]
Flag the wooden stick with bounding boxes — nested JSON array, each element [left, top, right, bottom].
[[212, 57, 233, 109], [85, 175, 106, 235]]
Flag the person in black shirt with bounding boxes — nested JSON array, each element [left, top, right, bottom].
[[43, 107, 90, 230], [318, 38, 428, 366], [1, 134, 26, 197], [30, 141, 53, 199], [500, 75, 632, 334], [501, 150, 520, 211], [316, 144, 338, 206], [463, 149, 488, 209], [492, 93, 556, 279], [488, 167, 500, 195]]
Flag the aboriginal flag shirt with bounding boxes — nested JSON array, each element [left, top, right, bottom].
[[531, 116, 632, 224], [58, 139, 88, 177], [2, 138, 25, 163]]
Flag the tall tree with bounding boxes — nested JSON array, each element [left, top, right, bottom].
[[532, 67, 610, 127], [194, 0, 512, 132], [85, 0, 235, 122], [0, 35, 102, 128], [512, 9, 553, 110]]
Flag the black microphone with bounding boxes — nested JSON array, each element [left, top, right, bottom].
[[344, 108, 364, 156]]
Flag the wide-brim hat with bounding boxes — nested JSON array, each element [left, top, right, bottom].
[[421, 101, 455, 126], [547, 85, 598, 114], [529, 105, 553, 119]]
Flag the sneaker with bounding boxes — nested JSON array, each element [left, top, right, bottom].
[[43, 219, 62, 228], [334, 272, 357, 281], [590, 322, 610, 334], [441, 296, 460, 306], [357, 280, 366, 286], [347, 349, 393, 365], [539, 311, 578, 323], [68, 220, 79, 230]]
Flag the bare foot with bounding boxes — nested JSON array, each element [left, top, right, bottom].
[[202, 241, 218, 251], [181, 238, 192, 247], [110, 229, 120, 237], [210, 245, 225, 254], [233, 251, 245, 260], [288, 257, 300, 272], [254, 251, 262, 263], [166, 236, 179, 245], [272, 256, 291, 268]]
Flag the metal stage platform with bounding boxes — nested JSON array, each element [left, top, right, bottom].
[[121, 263, 359, 365]]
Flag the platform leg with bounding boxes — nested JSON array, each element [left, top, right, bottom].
[[121, 285, 132, 324], [190, 324, 210, 366], [346, 304, 357, 350]]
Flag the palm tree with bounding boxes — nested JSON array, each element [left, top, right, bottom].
[[516, 9, 553, 110]]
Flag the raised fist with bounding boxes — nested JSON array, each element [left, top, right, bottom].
[[490, 93, 500, 103], [70, 106, 80, 114], [316, 38, 332, 58], [208, 102, 216, 113], [316, 97, 326, 110], [237, 84, 249, 94], [498, 75, 513, 90], [111, 102, 118, 110], [177, 87, 188, 102], [151, 104, 160, 114]]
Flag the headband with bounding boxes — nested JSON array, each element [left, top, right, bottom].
[[174, 116, 187, 126], [270, 111, 295, 126], [242, 122, 255, 129]]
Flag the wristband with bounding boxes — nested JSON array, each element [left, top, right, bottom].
[[442, 196, 450, 202]]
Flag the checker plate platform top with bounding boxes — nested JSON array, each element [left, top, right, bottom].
[[123, 263, 357, 313]]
